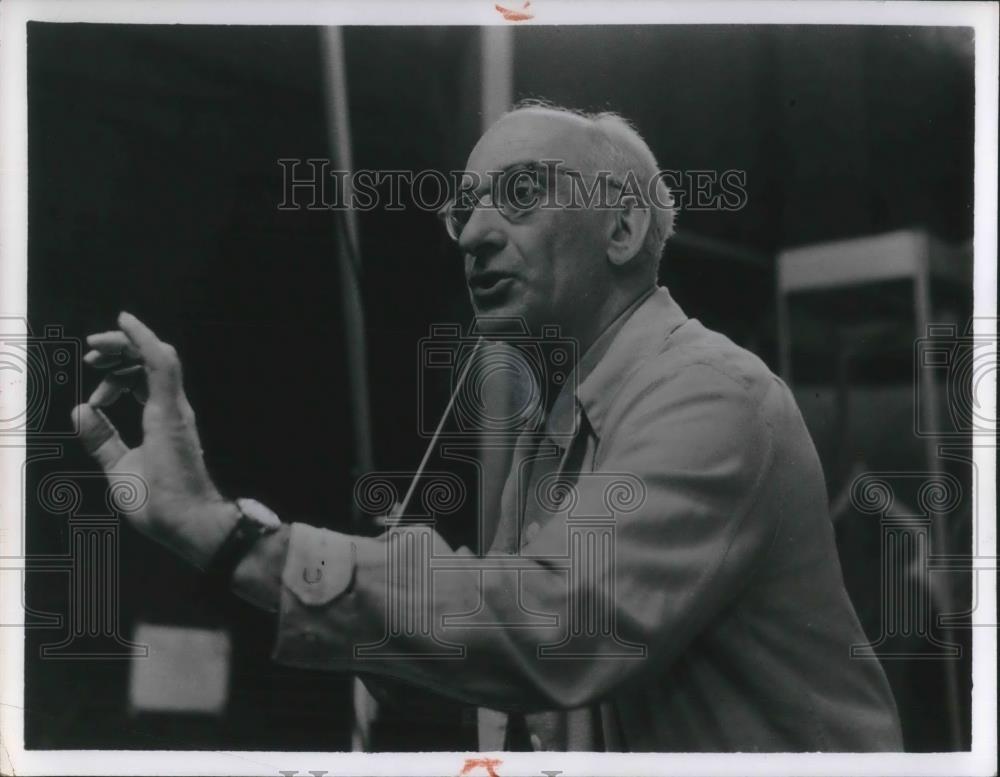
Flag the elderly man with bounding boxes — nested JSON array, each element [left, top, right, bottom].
[[72, 103, 902, 752]]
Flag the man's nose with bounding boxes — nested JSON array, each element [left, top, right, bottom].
[[457, 202, 507, 259]]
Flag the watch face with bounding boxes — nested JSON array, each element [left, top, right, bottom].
[[235, 498, 281, 529]]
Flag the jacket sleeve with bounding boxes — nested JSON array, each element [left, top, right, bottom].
[[271, 360, 781, 712]]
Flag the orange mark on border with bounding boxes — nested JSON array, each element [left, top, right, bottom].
[[495, 0, 534, 21], [460, 757, 503, 776]]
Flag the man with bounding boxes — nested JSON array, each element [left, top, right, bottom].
[[72, 103, 902, 751]]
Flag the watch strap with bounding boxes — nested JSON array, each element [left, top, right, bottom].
[[203, 500, 280, 592]]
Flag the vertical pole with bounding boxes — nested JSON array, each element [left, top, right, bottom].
[[317, 27, 377, 752], [476, 26, 517, 553], [319, 27, 375, 502], [776, 254, 793, 383], [914, 237, 963, 749], [480, 27, 514, 127]]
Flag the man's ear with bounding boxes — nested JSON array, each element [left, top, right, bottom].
[[606, 197, 651, 267]]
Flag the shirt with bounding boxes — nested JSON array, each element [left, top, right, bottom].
[[270, 286, 904, 752], [486, 286, 655, 751]]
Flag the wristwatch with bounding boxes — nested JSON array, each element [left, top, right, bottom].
[[203, 498, 282, 591]]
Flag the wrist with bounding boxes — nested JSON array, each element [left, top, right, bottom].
[[201, 497, 283, 597], [231, 524, 291, 612], [170, 498, 242, 571]]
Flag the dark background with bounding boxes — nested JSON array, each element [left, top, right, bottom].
[[25, 23, 974, 751]]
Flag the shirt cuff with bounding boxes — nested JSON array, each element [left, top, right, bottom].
[[271, 522, 358, 669]]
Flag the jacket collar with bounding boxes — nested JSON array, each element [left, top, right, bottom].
[[544, 285, 689, 445]]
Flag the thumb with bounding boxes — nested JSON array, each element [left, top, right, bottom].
[[72, 403, 131, 471]]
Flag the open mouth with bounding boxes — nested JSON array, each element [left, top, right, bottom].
[[468, 272, 514, 294]]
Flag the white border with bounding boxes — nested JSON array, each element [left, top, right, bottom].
[[1, 2, 996, 776]]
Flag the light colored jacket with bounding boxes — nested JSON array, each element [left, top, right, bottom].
[[271, 286, 903, 751]]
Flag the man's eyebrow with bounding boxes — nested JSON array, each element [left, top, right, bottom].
[[459, 160, 544, 195]]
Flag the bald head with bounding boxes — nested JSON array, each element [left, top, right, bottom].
[[454, 101, 673, 349], [476, 102, 677, 274], [467, 106, 607, 180]]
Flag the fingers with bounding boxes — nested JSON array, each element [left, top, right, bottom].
[[85, 331, 142, 360], [85, 324, 151, 407], [85, 330, 145, 404], [87, 365, 147, 407], [115, 364, 149, 404], [71, 403, 131, 471], [115, 312, 164, 362], [116, 312, 184, 402], [83, 350, 126, 369], [84, 313, 182, 407]]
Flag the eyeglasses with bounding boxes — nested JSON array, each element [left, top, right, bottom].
[[438, 161, 623, 243]]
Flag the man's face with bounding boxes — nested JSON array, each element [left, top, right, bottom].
[[456, 111, 612, 337]]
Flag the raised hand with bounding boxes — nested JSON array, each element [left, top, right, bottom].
[[72, 312, 238, 569]]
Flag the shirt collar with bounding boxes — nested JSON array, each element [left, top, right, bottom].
[[544, 285, 688, 445]]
